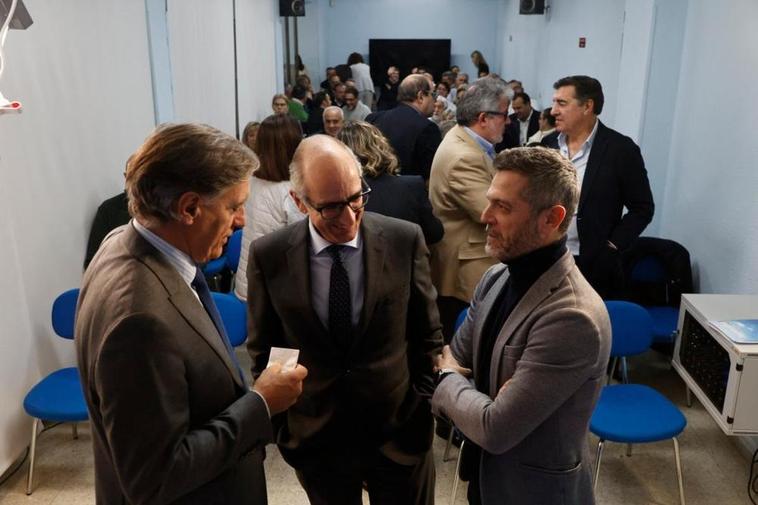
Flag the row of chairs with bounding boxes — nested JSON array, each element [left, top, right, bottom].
[[22, 288, 248, 494], [445, 300, 688, 505]]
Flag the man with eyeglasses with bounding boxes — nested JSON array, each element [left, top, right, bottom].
[[246, 134, 443, 505], [429, 76, 511, 343]]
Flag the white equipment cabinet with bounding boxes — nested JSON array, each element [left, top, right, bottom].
[[672, 294, 758, 435]]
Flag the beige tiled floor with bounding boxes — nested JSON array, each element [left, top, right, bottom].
[[1, 349, 755, 504]]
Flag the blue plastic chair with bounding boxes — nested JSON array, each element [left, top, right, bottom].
[[630, 255, 679, 344], [211, 292, 247, 347], [22, 288, 88, 495], [591, 301, 687, 504]]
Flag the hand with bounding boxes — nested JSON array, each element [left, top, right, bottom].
[[253, 362, 308, 415], [437, 345, 472, 377]]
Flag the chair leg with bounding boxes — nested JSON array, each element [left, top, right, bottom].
[[621, 357, 629, 384], [26, 418, 39, 495], [685, 386, 693, 408], [626, 443, 633, 457], [608, 357, 618, 385], [673, 437, 685, 505], [72, 422, 78, 439], [593, 439, 605, 493], [443, 425, 455, 462], [451, 439, 465, 505]]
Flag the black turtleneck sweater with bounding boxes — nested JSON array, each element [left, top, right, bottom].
[[477, 237, 568, 395]]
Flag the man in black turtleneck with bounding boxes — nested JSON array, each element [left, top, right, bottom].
[[431, 147, 611, 505]]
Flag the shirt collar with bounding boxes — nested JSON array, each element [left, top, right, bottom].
[[557, 119, 599, 159], [463, 126, 495, 159], [308, 218, 362, 255], [133, 219, 197, 286], [518, 109, 534, 124]]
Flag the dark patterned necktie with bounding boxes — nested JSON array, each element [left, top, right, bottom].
[[327, 245, 352, 347], [192, 268, 245, 384]]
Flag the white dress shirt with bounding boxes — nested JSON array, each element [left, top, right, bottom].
[[557, 119, 599, 255]]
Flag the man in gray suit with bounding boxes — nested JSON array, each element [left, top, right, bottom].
[[247, 135, 443, 505], [76, 123, 307, 505], [432, 147, 611, 505]]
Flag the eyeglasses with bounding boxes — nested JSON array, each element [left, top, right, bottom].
[[305, 181, 372, 220], [483, 110, 509, 118]]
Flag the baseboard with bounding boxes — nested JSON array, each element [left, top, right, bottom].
[[734, 435, 758, 460]]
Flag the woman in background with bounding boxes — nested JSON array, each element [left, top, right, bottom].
[[242, 121, 260, 151], [470, 49, 490, 77], [338, 121, 443, 245], [234, 114, 305, 300], [347, 52, 374, 108]]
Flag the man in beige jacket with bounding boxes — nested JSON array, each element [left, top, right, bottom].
[[429, 76, 512, 341]]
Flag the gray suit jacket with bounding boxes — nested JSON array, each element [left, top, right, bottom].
[[246, 213, 443, 469], [76, 223, 273, 505], [432, 251, 611, 505]]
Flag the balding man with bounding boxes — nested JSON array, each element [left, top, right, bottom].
[[367, 74, 441, 180], [246, 135, 443, 505], [323, 106, 345, 137]]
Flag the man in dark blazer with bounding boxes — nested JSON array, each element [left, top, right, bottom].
[[247, 135, 443, 505], [366, 74, 441, 180], [76, 123, 307, 505], [495, 92, 540, 152], [433, 147, 611, 505], [542, 75, 654, 297]]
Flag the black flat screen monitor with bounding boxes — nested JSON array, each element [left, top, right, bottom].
[[369, 39, 451, 84]]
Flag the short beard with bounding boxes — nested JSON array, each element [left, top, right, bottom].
[[486, 218, 543, 263]]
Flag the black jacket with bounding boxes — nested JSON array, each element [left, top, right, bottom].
[[365, 173, 444, 245], [542, 121, 654, 295], [495, 108, 540, 152], [366, 103, 441, 180]]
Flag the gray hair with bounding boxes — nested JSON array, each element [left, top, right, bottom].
[[126, 123, 256, 224], [289, 134, 362, 197], [456, 76, 510, 126], [493, 147, 578, 234], [323, 105, 344, 119]]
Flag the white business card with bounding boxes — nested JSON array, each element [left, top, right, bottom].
[[266, 347, 299, 372]]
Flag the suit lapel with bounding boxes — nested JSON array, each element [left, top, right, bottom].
[[126, 225, 245, 389], [487, 251, 575, 395], [472, 268, 510, 386], [353, 215, 385, 350], [579, 121, 609, 212]]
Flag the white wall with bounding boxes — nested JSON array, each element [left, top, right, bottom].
[[496, 0, 625, 126], [638, 0, 688, 234], [297, 0, 500, 83], [659, 0, 758, 294], [236, 0, 281, 124], [0, 0, 155, 473]]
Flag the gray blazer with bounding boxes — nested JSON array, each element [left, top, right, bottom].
[[76, 223, 273, 505], [432, 251, 611, 505]]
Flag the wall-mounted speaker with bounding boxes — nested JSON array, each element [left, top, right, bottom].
[[279, 0, 305, 17], [519, 0, 545, 15]]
